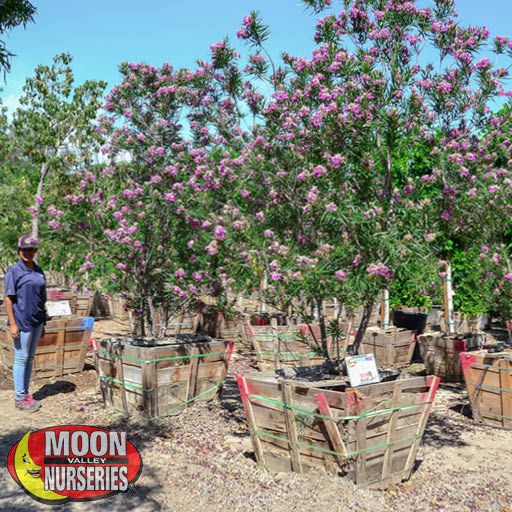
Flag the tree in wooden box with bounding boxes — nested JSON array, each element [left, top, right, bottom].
[[247, 322, 326, 371], [95, 336, 234, 418], [0, 317, 94, 379], [237, 371, 440, 489], [163, 311, 200, 336], [74, 293, 95, 317], [360, 327, 416, 369], [417, 332, 485, 383], [460, 351, 512, 429]]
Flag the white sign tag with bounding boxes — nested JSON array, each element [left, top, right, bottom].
[[47, 300, 72, 317], [346, 353, 380, 387]]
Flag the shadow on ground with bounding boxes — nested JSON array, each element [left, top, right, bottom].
[[219, 375, 245, 424], [423, 412, 469, 448], [33, 380, 77, 400]]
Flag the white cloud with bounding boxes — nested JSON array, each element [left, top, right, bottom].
[[2, 94, 21, 119]]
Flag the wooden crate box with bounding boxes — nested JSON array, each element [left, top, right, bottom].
[[361, 327, 416, 368], [164, 311, 199, 336], [74, 293, 95, 317], [460, 351, 512, 429], [418, 332, 484, 382], [217, 314, 245, 343], [90, 292, 112, 319], [346, 304, 381, 329], [108, 296, 130, 321], [96, 337, 234, 418], [237, 371, 440, 489], [247, 323, 325, 371], [0, 317, 95, 379]]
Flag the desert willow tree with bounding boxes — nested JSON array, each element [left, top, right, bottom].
[[60, 43, 253, 336], [12, 53, 106, 241], [229, 2, 451, 360], [455, 106, 512, 336], [407, 3, 512, 333]]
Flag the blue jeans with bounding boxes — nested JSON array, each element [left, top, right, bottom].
[[13, 323, 43, 400]]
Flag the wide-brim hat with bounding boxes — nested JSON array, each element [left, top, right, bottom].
[[18, 234, 39, 249]]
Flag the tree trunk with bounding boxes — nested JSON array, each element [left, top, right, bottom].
[[139, 295, 146, 337], [333, 297, 340, 318], [381, 288, 390, 328], [315, 297, 334, 371], [31, 163, 48, 242], [260, 272, 268, 314], [147, 295, 157, 338], [443, 262, 455, 334], [350, 302, 374, 355]]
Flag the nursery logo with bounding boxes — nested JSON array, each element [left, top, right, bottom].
[[7, 425, 142, 505]]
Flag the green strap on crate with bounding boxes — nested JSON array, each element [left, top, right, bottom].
[[470, 362, 512, 372], [96, 349, 227, 365], [474, 410, 512, 422], [176, 381, 224, 405], [100, 375, 154, 391], [251, 429, 421, 458], [249, 393, 428, 422], [99, 375, 224, 401], [465, 381, 512, 394]]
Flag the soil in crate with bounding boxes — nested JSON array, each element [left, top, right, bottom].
[[96, 336, 234, 418], [275, 364, 401, 384], [237, 367, 440, 489]]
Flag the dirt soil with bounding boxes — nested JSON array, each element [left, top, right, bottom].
[[0, 319, 511, 512]]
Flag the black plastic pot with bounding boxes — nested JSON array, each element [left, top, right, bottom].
[[392, 310, 427, 333]]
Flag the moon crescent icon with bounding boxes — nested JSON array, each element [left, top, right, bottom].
[[13, 431, 67, 502]]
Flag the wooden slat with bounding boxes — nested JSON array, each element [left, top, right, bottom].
[[381, 381, 402, 481], [281, 381, 303, 473], [217, 341, 234, 394], [237, 374, 267, 468], [77, 322, 91, 373], [314, 392, 347, 470], [115, 344, 129, 417], [54, 328, 66, 378], [355, 417, 368, 485], [186, 346, 199, 407], [499, 359, 512, 428], [271, 319, 279, 371], [404, 376, 440, 477], [145, 350, 158, 417]]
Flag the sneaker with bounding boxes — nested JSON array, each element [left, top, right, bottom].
[[15, 395, 41, 412]]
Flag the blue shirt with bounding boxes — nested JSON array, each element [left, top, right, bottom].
[[4, 260, 47, 331]]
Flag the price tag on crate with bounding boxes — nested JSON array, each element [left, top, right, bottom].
[[346, 353, 380, 387], [47, 300, 72, 317]]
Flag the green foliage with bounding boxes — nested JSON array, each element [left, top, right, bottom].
[[0, 0, 36, 74], [452, 247, 494, 318], [389, 257, 440, 310], [0, 98, 32, 269], [12, 52, 106, 243]]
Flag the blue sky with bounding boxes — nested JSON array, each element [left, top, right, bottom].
[[1, 1, 511, 114]]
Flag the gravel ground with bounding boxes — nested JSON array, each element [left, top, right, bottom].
[[0, 320, 511, 512]]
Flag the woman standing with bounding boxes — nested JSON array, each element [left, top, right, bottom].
[[4, 234, 47, 412]]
